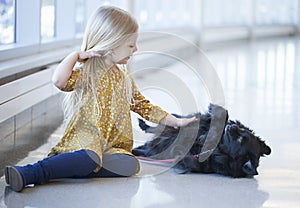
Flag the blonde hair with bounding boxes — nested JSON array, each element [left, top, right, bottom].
[[63, 6, 138, 123]]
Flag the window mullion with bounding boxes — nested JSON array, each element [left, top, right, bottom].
[[16, 0, 41, 45]]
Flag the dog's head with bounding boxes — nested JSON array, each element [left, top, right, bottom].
[[219, 120, 271, 177]]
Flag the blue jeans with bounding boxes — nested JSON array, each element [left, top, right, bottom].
[[5, 149, 139, 192]]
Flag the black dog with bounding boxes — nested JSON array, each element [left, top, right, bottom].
[[132, 104, 271, 178]]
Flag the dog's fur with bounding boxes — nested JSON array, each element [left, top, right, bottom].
[[132, 105, 271, 178]]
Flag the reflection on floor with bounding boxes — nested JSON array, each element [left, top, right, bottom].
[[0, 36, 300, 208]]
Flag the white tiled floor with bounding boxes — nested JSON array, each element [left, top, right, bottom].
[[1, 36, 300, 208]]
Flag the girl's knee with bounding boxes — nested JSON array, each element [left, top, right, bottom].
[[102, 154, 139, 176], [122, 155, 140, 176]]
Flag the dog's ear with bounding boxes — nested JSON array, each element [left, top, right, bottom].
[[259, 141, 271, 156]]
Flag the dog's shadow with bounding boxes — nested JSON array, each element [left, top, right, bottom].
[[142, 174, 269, 208]]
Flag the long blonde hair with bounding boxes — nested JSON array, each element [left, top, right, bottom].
[[63, 6, 138, 123]]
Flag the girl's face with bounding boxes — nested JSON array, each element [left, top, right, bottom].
[[111, 33, 138, 64]]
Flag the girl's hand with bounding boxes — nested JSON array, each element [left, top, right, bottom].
[[77, 51, 103, 62]]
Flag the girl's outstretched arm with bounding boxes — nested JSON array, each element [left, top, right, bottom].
[[129, 72, 196, 128]]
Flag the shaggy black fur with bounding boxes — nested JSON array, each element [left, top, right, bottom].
[[132, 104, 271, 178]]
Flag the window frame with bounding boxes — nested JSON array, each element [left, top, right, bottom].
[[1, 0, 300, 63]]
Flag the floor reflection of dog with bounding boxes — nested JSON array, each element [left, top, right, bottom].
[[133, 106, 271, 178]]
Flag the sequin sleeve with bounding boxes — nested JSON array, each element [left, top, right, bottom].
[[129, 75, 168, 124], [60, 69, 81, 92]]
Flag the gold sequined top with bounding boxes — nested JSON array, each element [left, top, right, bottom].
[[49, 66, 168, 170]]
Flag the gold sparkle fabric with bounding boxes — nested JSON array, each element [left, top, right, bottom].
[[49, 66, 168, 173]]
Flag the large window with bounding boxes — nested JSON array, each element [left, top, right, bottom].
[[0, 0, 300, 60], [41, 0, 56, 42], [0, 0, 15, 44]]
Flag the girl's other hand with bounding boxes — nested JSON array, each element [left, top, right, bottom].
[[160, 114, 197, 129], [174, 116, 197, 128]]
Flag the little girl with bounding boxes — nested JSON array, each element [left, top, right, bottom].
[[5, 6, 195, 192]]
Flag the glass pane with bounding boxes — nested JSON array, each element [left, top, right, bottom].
[[107, 0, 128, 11], [41, 0, 55, 41], [0, 0, 15, 44], [136, 0, 184, 30], [203, 0, 250, 27], [75, 0, 85, 35], [256, 0, 299, 25]]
